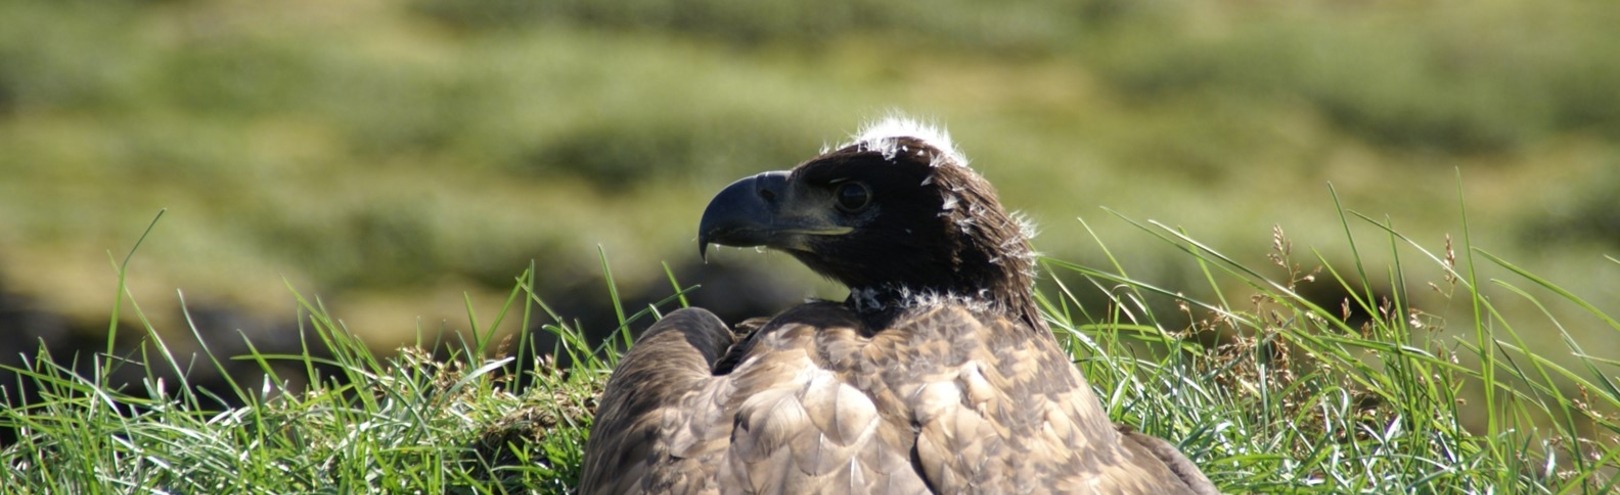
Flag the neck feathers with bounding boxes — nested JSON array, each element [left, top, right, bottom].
[[845, 235, 1044, 334]]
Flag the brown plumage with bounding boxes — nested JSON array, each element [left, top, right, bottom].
[[580, 118, 1217, 494]]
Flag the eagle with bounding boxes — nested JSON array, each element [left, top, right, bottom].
[[579, 118, 1217, 494]]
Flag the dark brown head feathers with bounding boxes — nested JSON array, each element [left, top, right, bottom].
[[701, 118, 1041, 329]]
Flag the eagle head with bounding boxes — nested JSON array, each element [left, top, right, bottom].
[[699, 118, 1040, 328]]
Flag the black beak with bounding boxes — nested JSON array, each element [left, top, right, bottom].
[[698, 171, 790, 261]]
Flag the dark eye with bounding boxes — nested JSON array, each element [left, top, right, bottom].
[[833, 182, 871, 212]]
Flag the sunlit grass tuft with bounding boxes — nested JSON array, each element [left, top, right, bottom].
[[0, 227, 626, 494], [1039, 189, 1620, 492]]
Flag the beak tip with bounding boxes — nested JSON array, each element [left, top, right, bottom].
[[697, 170, 789, 264]]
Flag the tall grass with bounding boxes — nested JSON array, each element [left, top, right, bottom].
[[0, 225, 627, 494], [1040, 189, 1619, 492], [2, 195, 1616, 493]]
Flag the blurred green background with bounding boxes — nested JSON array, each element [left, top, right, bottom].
[[1, 0, 1617, 369]]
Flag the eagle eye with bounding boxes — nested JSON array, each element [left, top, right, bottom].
[[833, 182, 872, 212]]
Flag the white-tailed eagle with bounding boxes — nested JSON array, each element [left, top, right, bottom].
[[580, 118, 1217, 494]]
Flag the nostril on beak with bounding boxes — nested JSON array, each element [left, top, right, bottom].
[[749, 170, 789, 206]]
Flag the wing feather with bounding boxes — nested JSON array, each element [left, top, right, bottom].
[[582, 303, 1215, 494], [579, 308, 736, 495]]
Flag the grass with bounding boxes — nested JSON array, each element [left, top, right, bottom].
[[4, 0, 1618, 355], [3, 191, 1617, 493], [0, 234, 618, 494]]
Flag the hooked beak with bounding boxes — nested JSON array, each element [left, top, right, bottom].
[[698, 170, 850, 260]]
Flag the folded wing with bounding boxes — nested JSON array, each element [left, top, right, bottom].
[[581, 303, 1215, 494]]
